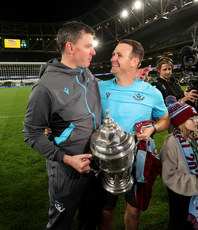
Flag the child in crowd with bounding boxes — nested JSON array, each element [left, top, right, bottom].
[[160, 95, 198, 230]]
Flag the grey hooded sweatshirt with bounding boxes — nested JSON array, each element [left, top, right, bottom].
[[23, 58, 101, 163]]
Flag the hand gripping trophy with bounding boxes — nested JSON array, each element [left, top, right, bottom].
[[90, 110, 136, 194]]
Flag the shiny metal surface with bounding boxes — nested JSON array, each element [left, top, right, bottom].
[[90, 110, 135, 194]]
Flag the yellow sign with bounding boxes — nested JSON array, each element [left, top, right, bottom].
[[4, 39, 21, 48]]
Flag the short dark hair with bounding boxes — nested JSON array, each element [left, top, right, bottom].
[[57, 21, 95, 53], [119, 39, 144, 63]]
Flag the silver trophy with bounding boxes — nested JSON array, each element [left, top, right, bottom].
[[90, 110, 135, 194]]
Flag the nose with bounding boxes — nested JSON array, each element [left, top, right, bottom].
[[111, 55, 116, 62], [91, 48, 96, 56]]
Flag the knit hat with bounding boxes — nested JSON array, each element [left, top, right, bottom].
[[165, 95, 198, 127]]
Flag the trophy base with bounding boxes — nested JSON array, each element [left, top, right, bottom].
[[102, 176, 134, 195]]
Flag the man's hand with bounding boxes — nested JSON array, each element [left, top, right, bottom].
[[63, 154, 93, 173], [45, 128, 52, 136], [136, 65, 151, 81], [183, 88, 198, 102], [45, 128, 92, 173], [136, 126, 154, 141], [136, 113, 170, 141]]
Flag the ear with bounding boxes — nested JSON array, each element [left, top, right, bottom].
[[131, 57, 140, 67], [65, 42, 74, 54]]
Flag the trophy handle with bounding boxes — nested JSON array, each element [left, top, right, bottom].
[[130, 131, 139, 150], [90, 168, 102, 177]]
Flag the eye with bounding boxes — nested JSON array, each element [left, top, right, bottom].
[[87, 44, 92, 48]]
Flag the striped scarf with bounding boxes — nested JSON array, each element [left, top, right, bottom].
[[174, 128, 198, 230], [132, 120, 162, 211]]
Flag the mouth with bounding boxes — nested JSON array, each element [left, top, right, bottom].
[[111, 63, 120, 68], [111, 65, 118, 71]]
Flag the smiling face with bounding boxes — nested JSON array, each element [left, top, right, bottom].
[[110, 43, 135, 77]]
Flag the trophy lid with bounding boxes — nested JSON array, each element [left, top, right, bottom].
[[90, 110, 135, 159]]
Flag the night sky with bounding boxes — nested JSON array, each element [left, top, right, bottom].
[[0, 1, 103, 23]]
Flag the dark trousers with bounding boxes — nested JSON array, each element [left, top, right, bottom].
[[46, 160, 103, 230], [167, 187, 194, 230]]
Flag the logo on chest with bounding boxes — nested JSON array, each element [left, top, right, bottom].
[[63, 87, 69, 95], [133, 92, 145, 101], [106, 92, 111, 98], [86, 77, 90, 83]]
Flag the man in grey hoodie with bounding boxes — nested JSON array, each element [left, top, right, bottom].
[[23, 21, 102, 230]]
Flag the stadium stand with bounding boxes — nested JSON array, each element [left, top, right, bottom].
[[0, 0, 198, 85]]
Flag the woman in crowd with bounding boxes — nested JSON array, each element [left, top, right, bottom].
[[160, 95, 198, 230]]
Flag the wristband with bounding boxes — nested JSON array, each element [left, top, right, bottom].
[[152, 123, 157, 135]]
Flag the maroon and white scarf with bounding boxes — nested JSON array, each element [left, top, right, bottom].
[[174, 128, 198, 229], [132, 120, 162, 211]]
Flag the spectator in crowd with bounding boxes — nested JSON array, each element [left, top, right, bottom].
[[152, 57, 198, 103], [160, 95, 198, 230], [152, 57, 198, 132], [98, 39, 170, 230], [147, 75, 153, 84]]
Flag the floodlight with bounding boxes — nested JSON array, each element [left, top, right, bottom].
[[93, 39, 99, 48], [121, 9, 129, 18], [133, 0, 142, 10]]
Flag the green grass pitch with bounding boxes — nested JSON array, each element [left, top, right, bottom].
[[0, 87, 169, 230]]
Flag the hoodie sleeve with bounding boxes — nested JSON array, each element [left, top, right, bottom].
[[23, 83, 65, 163]]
